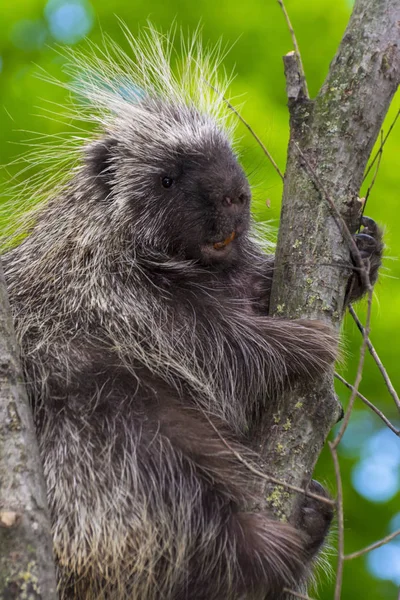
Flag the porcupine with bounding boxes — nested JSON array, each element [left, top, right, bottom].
[[2, 27, 383, 600]]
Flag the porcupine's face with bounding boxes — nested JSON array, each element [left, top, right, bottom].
[[151, 136, 251, 265], [87, 106, 251, 265]]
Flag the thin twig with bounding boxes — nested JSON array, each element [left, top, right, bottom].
[[283, 589, 317, 600], [362, 130, 384, 217], [203, 412, 334, 506], [363, 108, 400, 183], [329, 442, 344, 600], [206, 81, 284, 180], [333, 288, 373, 449], [277, 0, 309, 98], [334, 372, 400, 436], [344, 529, 400, 560], [348, 304, 400, 412], [330, 285, 373, 599]]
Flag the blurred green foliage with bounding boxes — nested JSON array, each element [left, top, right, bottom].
[[0, 0, 399, 598]]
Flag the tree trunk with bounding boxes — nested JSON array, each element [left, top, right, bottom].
[[253, 0, 399, 523], [0, 261, 57, 599]]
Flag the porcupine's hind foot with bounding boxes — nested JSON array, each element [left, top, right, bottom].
[[232, 513, 308, 600], [179, 509, 307, 600], [221, 490, 332, 600], [190, 480, 333, 600], [260, 481, 334, 600], [296, 480, 334, 557]]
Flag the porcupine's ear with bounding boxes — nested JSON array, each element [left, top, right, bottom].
[[85, 137, 118, 196]]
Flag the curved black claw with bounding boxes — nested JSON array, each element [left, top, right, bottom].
[[336, 402, 345, 423], [361, 215, 379, 236], [353, 215, 382, 260], [355, 233, 378, 259]]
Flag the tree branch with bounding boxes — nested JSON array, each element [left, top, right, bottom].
[[0, 261, 57, 599], [344, 529, 400, 560], [329, 442, 345, 600], [251, 0, 400, 530], [334, 372, 400, 436], [332, 289, 373, 450], [278, 0, 309, 98], [207, 82, 285, 180]]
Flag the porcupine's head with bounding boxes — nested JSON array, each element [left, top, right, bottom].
[[68, 26, 252, 265]]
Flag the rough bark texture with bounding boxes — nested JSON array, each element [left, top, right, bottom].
[[0, 261, 58, 599], [252, 0, 400, 520]]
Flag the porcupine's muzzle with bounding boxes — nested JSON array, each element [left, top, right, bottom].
[[213, 230, 236, 251], [201, 193, 249, 261]]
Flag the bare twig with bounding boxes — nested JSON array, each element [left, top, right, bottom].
[[333, 288, 373, 448], [345, 529, 400, 560], [283, 51, 307, 102], [277, 0, 309, 98], [329, 285, 373, 599], [362, 130, 384, 216], [329, 442, 345, 600], [204, 412, 334, 506], [348, 304, 400, 411], [207, 81, 284, 180], [334, 372, 400, 436], [363, 108, 400, 182]]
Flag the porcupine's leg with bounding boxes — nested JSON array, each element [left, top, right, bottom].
[[232, 314, 338, 383], [152, 400, 332, 600]]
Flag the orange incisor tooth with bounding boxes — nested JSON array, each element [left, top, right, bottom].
[[213, 231, 236, 250]]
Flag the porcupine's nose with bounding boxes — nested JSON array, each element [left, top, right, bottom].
[[222, 194, 247, 210]]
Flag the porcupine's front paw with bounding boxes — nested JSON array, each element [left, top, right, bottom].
[[346, 216, 384, 303], [282, 318, 338, 378], [297, 480, 334, 558]]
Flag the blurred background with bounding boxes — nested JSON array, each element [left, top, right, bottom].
[[0, 0, 399, 598]]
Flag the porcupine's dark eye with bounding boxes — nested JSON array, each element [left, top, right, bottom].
[[161, 176, 174, 189]]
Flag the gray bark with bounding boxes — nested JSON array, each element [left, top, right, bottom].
[[252, 0, 400, 520], [0, 261, 57, 599]]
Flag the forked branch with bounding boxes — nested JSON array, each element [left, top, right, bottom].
[[251, 0, 400, 535]]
